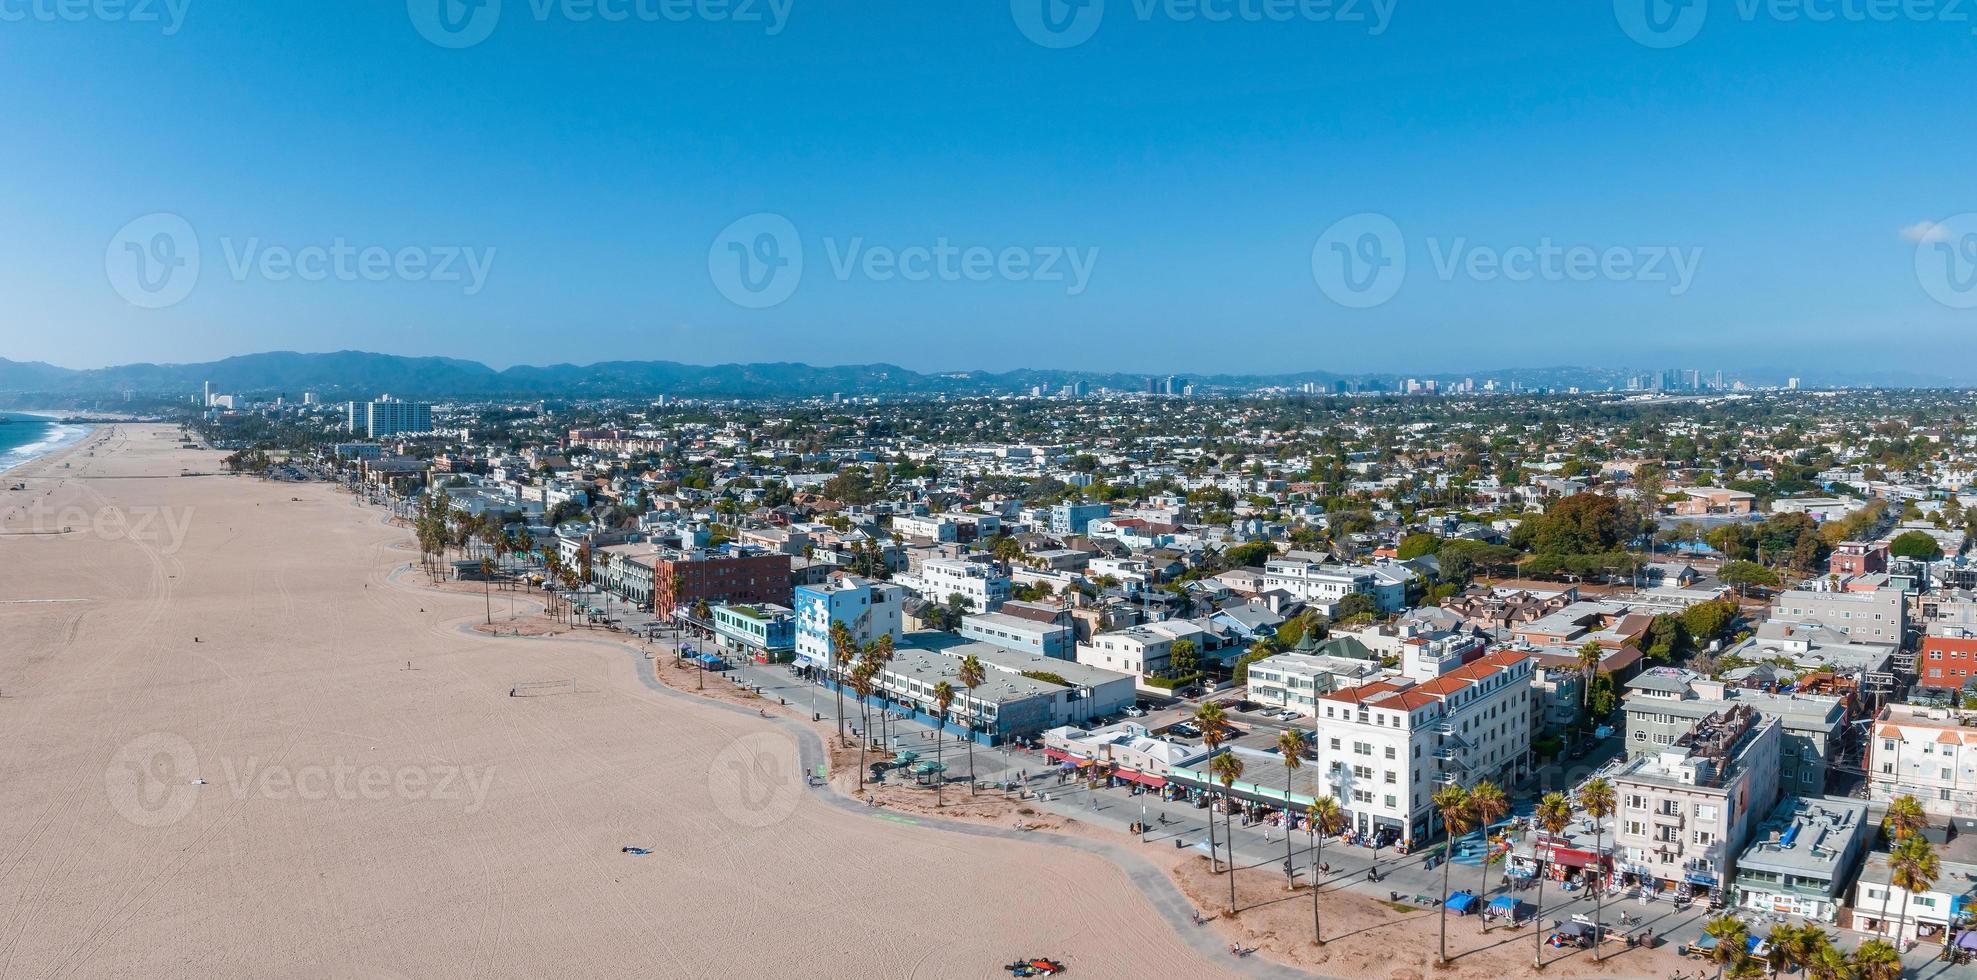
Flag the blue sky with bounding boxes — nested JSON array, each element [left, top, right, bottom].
[[2, 0, 1974, 377]]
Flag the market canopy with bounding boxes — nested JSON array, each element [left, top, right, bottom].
[[1446, 891, 1478, 914], [1488, 896, 1520, 915], [1957, 931, 1977, 952]]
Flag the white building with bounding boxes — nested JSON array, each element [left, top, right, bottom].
[[1866, 703, 1977, 820], [1245, 651, 1384, 717], [909, 557, 1011, 614], [1310, 651, 1535, 846]]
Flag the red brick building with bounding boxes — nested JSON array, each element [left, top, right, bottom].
[[1829, 541, 1888, 578], [1919, 635, 1977, 690], [654, 551, 792, 620]]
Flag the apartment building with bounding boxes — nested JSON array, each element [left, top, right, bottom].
[[1731, 795, 1869, 924], [1309, 651, 1535, 846], [909, 557, 1011, 614], [1245, 650, 1383, 717], [1610, 704, 1782, 897], [1918, 632, 1977, 692], [791, 574, 904, 671], [1075, 619, 1221, 690], [1865, 703, 1977, 820], [1771, 584, 1906, 647], [651, 548, 793, 620], [1622, 667, 1847, 797], [1263, 558, 1406, 614], [1049, 501, 1112, 536], [959, 610, 1074, 660]]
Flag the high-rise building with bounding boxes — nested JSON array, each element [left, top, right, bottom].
[[346, 396, 432, 438]]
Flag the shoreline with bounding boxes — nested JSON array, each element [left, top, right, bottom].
[[0, 413, 98, 476]]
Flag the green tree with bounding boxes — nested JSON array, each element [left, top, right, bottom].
[[1396, 532, 1442, 560], [1890, 529, 1944, 560]]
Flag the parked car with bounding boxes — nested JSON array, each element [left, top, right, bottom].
[[1121, 705, 1146, 718]]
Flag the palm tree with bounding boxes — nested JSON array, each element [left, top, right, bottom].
[[1725, 957, 1765, 980], [1575, 776, 1616, 961], [1195, 702, 1230, 872], [1763, 923, 1800, 977], [1432, 783, 1473, 965], [1532, 790, 1572, 970], [1891, 834, 1941, 950], [850, 658, 877, 786], [1210, 751, 1246, 914], [1884, 793, 1926, 845], [1852, 938, 1903, 980], [1703, 914, 1750, 980], [1306, 795, 1344, 946], [479, 557, 493, 624], [1574, 640, 1602, 727], [932, 681, 955, 808], [827, 619, 854, 745], [1805, 938, 1850, 980], [1277, 729, 1304, 890], [1469, 780, 1509, 932], [959, 654, 985, 796], [873, 633, 896, 750]]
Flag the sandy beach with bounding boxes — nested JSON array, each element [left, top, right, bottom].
[[0, 426, 1253, 980]]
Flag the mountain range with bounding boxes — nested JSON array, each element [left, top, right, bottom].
[[0, 350, 1962, 401]]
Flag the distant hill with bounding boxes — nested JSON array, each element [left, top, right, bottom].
[[0, 350, 1962, 400]]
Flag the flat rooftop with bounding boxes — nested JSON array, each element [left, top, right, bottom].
[[1736, 796, 1869, 881]]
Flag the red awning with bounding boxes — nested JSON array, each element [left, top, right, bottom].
[[1115, 768, 1167, 789], [1546, 847, 1602, 869]]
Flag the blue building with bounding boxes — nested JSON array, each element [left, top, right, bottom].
[[1049, 501, 1111, 537]]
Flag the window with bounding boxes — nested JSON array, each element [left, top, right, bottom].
[[1385, 746, 1396, 760]]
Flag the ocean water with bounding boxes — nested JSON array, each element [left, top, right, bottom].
[[0, 412, 88, 474]]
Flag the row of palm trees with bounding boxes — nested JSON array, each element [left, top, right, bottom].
[[1701, 915, 1902, 980], [822, 620, 988, 806]]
